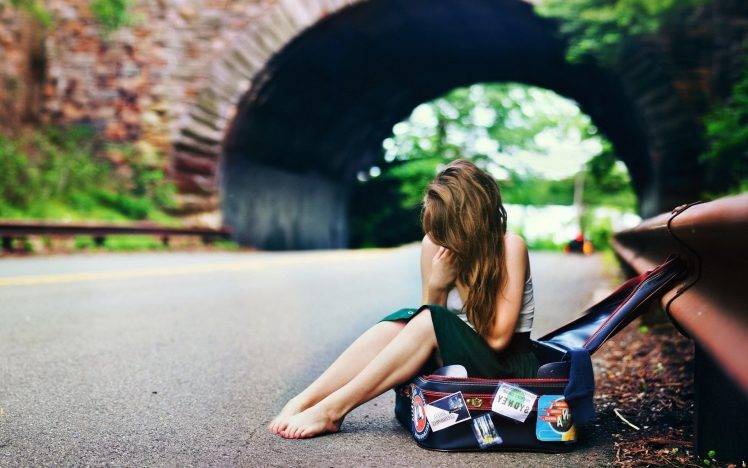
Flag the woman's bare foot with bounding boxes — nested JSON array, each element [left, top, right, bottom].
[[268, 397, 311, 435], [279, 405, 343, 439]]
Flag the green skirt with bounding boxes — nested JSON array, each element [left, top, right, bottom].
[[380, 304, 539, 379]]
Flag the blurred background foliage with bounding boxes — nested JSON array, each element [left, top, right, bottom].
[[701, 65, 748, 197], [349, 83, 636, 249], [0, 125, 176, 223], [538, 0, 746, 198], [536, 0, 710, 64]]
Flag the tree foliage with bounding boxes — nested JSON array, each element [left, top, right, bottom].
[[0, 125, 175, 222], [701, 66, 748, 197], [349, 83, 636, 248], [536, 0, 708, 64], [537, 0, 745, 202], [89, 0, 133, 32]]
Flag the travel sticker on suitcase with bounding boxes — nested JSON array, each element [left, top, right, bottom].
[[423, 391, 471, 432], [491, 383, 538, 423], [410, 385, 430, 440], [535, 395, 577, 442], [471, 413, 503, 448]]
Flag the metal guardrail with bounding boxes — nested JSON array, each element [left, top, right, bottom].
[[612, 193, 748, 392], [613, 193, 748, 461], [0, 220, 232, 250]]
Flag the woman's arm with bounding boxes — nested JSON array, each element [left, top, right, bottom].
[[420, 234, 456, 305], [484, 233, 529, 352]]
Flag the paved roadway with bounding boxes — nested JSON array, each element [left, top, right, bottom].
[[0, 245, 614, 466]]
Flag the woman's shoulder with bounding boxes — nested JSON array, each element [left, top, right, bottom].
[[421, 234, 439, 254], [504, 231, 528, 253], [503, 231, 530, 272]]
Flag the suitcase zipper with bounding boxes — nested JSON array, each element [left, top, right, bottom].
[[421, 389, 542, 412], [420, 375, 568, 384]]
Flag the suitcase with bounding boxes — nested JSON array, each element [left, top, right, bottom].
[[393, 255, 687, 452]]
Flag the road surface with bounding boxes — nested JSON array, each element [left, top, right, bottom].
[[0, 245, 614, 466]]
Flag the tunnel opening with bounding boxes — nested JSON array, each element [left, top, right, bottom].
[[221, 0, 651, 250], [348, 81, 640, 249]]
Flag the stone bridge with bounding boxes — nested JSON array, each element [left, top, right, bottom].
[[2, 0, 746, 249]]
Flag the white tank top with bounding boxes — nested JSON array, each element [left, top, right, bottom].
[[445, 266, 535, 333]]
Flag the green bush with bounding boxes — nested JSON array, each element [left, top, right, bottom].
[[94, 190, 153, 220], [0, 124, 176, 223], [89, 0, 133, 32], [0, 138, 34, 208], [586, 216, 614, 250]]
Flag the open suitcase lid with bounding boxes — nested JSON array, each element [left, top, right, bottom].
[[538, 255, 687, 356]]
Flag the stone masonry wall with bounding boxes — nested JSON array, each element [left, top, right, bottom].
[[0, 0, 278, 225], [2, 0, 274, 137]]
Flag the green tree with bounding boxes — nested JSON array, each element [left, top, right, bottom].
[[536, 0, 708, 64], [349, 83, 636, 247], [701, 67, 748, 197], [582, 144, 637, 209]]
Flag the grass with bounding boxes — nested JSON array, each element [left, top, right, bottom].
[[526, 237, 565, 251], [74, 235, 166, 251], [60, 235, 240, 253], [0, 124, 178, 226], [0, 124, 239, 254]]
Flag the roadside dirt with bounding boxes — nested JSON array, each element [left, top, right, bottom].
[[594, 317, 702, 467]]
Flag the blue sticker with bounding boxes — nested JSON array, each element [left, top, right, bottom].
[[471, 413, 503, 448], [411, 385, 430, 441], [535, 395, 577, 442]]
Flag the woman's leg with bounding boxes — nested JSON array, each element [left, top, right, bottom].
[[280, 309, 438, 439], [268, 320, 405, 434]]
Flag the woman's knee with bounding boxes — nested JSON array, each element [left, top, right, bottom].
[[409, 309, 436, 336], [374, 320, 406, 336]]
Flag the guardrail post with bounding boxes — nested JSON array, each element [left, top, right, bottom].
[[694, 345, 748, 461]]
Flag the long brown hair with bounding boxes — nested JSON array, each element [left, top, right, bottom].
[[421, 159, 508, 338]]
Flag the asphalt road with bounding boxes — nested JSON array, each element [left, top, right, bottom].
[[0, 245, 614, 466]]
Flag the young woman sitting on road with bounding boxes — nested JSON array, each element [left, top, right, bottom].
[[268, 159, 538, 439]]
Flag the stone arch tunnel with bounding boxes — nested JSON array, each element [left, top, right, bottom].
[[174, 0, 705, 250]]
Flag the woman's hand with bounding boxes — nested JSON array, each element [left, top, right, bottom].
[[427, 246, 458, 292]]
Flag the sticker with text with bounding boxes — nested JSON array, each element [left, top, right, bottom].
[[423, 391, 471, 432], [411, 385, 430, 441], [535, 395, 577, 442], [491, 383, 537, 423], [471, 413, 503, 448]]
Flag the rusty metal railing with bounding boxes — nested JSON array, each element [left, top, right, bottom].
[[0, 220, 232, 250], [613, 193, 748, 461], [612, 193, 748, 393]]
